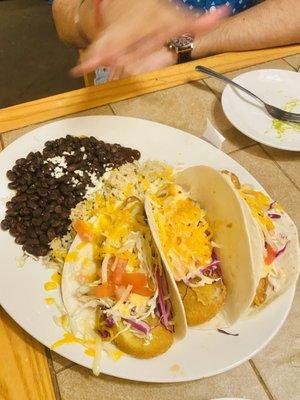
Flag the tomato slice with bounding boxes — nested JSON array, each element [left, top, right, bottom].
[[93, 283, 114, 298], [110, 261, 127, 285], [122, 272, 148, 288], [132, 286, 154, 297], [108, 258, 152, 298], [264, 243, 277, 265], [73, 219, 94, 242]]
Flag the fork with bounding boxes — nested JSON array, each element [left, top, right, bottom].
[[195, 65, 300, 123]]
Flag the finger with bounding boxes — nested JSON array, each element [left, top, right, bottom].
[[190, 6, 230, 35], [120, 48, 177, 78], [72, 30, 162, 76], [108, 65, 124, 81]]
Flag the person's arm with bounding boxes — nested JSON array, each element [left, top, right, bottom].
[[52, 0, 98, 48], [52, 0, 228, 76], [193, 0, 300, 58]]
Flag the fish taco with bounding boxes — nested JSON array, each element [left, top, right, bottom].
[[62, 195, 186, 374], [145, 166, 258, 328], [222, 170, 300, 311]]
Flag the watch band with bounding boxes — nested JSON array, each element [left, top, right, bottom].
[[178, 50, 192, 64]]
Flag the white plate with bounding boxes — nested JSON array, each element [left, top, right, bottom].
[[222, 69, 300, 151], [0, 116, 295, 383]]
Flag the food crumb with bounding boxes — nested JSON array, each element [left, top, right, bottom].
[[170, 364, 181, 373]]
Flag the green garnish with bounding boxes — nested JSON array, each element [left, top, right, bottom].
[[266, 99, 300, 139]]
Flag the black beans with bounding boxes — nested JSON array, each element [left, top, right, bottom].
[[6, 170, 17, 181], [1, 135, 140, 257], [37, 188, 48, 197], [15, 235, 26, 245], [8, 181, 19, 190], [1, 219, 10, 230], [32, 218, 42, 227]]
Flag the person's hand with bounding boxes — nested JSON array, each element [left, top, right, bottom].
[[108, 47, 177, 80], [72, 0, 229, 77]]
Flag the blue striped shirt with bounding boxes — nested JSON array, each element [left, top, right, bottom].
[[180, 0, 258, 14]]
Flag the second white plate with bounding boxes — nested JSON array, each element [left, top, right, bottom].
[[222, 69, 300, 151]]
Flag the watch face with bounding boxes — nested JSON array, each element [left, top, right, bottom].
[[171, 34, 193, 49]]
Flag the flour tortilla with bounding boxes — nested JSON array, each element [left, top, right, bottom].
[[145, 166, 261, 328], [222, 173, 300, 313], [61, 218, 187, 341]]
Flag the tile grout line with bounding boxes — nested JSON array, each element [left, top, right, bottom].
[[109, 103, 117, 115], [202, 79, 221, 98], [55, 362, 76, 375], [258, 144, 300, 191], [282, 58, 298, 71], [249, 360, 276, 400], [227, 143, 257, 155], [202, 79, 222, 101], [280, 58, 298, 71], [0, 133, 4, 150], [45, 348, 63, 400]]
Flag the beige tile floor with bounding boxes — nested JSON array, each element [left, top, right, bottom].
[[1, 57, 299, 400], [284, 54, 300, 71]]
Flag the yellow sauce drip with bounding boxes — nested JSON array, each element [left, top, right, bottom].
[[44, 281, 58, 291], [51, 272, 61, 284], [111, 350, 124, 361], [51, 332, 94, 350], [56, 314, 69, 330], [45, 297, 55, 305], [65, 251, 78, 263], [85, 348, 96, 357], [44, 272, 61, 291]]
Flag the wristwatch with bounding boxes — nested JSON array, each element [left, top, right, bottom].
[[169, 33, 194, 64]]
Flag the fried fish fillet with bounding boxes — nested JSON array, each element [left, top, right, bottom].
[[112, 316, 173, 359], [252, 277, 267, 307], [177, 280, 226, 326]]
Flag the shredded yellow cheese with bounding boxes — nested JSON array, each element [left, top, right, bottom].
[[152, 184, 213, 281], [239, 186, 282, 232]]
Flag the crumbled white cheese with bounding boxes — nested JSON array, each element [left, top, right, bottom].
[[80, 146, 85, 152], [46, 156, 68, 169], [83, 154, 87, 160], [51, 166, 65, 179], [88, 172, 99, 186], [74, 170, 84, 177], [84, 170, 112, 199], [71, 177, 79, 186]]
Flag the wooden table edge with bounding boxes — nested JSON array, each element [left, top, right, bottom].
[[0, 44, 300, 134]]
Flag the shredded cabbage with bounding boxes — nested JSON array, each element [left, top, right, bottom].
[[151, 184, 221, 287]]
